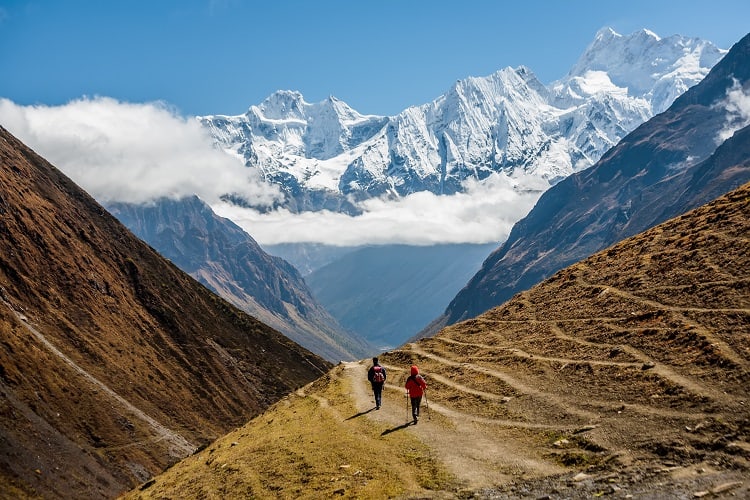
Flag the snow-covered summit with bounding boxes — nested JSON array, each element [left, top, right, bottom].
[[559, 27, 726, 112], [199, 28, 726, 214]]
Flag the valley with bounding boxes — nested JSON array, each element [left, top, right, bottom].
[[0, 22, 748, 500], [124, 182, 749, 499]]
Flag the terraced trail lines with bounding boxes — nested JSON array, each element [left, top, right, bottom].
[[340, 360, 568, 490]]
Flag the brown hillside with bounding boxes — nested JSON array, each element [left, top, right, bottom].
[[128, 183, 749, 499], [0, 126, 332, 499]]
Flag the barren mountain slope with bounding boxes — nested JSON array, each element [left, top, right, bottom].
[[0, 127, 331, 499], [125, 183, 749, 499], [107, 197, 372, 362]]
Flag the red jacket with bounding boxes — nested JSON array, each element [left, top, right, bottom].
[[405, 374, 426, 397]]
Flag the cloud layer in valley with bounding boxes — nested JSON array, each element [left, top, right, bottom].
[[0, 97, 542, 246], [716, 81, 750, 142]]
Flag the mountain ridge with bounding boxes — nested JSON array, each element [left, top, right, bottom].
[[0, 126, 331, 499], [199, 28, 725, 215], [107, 196, 373, 362]]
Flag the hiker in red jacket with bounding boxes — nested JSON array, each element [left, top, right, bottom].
[[405, 365, 427, 424], [367, 357, 386, 409]]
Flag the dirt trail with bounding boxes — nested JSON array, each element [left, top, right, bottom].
[[407, 344, 600, 421], [339, 360, 567, 490], [436, 337, 643, 368], [3, 300, 196, 457]]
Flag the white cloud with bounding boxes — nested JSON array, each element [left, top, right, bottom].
[[0, 97, 282, 205], [213, 173, 543, 246], [716, 81, 750, 143], [0, 97, 543, 246]]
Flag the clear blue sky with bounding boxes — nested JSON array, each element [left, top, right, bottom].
[[1, 0, 749, 117]]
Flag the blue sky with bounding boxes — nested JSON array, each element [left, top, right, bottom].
[[1, 0, 749, 117]]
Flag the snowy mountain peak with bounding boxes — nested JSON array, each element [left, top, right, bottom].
[[200, 28, 727, 214], [565, 28, 726, 109], [252, 89, 307, 120]]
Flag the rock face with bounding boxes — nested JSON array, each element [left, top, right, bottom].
[[0, 126, 332, 499], [198, 29, 724, 213], [422, 31, 750, 335], [107, 197, 373, 362]]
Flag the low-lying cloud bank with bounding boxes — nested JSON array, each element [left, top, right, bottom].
[[213, 175, 541, 246], [0, 97, 281, 206], [0, 97, 542, 246]]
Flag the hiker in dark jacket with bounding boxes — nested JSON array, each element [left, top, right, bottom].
[[367, 357, 386, 409], [405, 365, 427, 424]]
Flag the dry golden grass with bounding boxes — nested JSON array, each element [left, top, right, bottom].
[[124, 364, 456, 500]]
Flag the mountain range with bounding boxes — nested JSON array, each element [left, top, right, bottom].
[[189, 28, 728, 346], [0, 126, 331, 499], [422, 31, 750, 336], [2, 26, 749, 500], [199, 28, 725, 213]]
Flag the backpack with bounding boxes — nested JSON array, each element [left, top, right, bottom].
[[372, 366, 385, 383]]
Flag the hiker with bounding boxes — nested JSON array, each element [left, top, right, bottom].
[[367, 357, 386, 409], [405, 365, 427, 424]]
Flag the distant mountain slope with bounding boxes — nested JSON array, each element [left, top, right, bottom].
[[423, 31, 750, 335], [305, 243, 497, 349], [107, 197, 373, 362], [0, 127, 331, 499], [199, 29, 724, 213], [124, 182, 750, 499]]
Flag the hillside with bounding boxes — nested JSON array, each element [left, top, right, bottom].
[[107, 197, 372, 362], [0, 127, 332, 499], [124, 182, 749, 499], [425, 31, 750, 335]]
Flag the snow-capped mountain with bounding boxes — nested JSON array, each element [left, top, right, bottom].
[[199, 28, 725, 213]]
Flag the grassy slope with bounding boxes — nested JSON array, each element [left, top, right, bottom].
[[126, 363, 455, 499]]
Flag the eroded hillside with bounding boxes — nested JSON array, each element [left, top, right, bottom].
[[125, 184, 749, 498], [0, 127, 332, 499]]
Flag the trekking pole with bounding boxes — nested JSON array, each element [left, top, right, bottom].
[[405, 392, 410, 424], [424, 391, 430, 420]]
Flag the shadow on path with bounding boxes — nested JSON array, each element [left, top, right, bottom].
[[345, 407, 376, 421], [380, 422, 413, 436]]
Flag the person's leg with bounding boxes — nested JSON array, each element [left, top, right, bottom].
[[375, 384, 382, 408]]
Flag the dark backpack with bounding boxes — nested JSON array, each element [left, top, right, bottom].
[[372, 366, 385, 383]]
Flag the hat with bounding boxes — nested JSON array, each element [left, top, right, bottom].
[[410, 365, 419, 375]]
